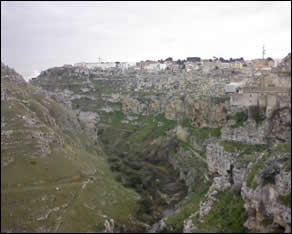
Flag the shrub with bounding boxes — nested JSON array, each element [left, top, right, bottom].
[[261, 161, 280, 186], [278, 192, 291, 208], [247, 151, 271, 189], [274, 143, 291, 152], [138, 197, 153, 215], [231, 111, 248, 128], [249, 106, 265, 125], [261, 216, 274, 225], [115, 175, 122, 182], [110, 161, 122, 171]]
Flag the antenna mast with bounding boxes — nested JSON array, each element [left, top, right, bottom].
[[262, 44, 266, 59]]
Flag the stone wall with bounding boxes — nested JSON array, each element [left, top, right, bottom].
[[221, 119, 268, 145], [231, 93, 258, 107]]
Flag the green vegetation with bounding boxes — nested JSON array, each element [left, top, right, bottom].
[[277, 71, 291, 77], [127, 114, 178, 142], [283, 159, 291, 171], [194, 190, 248, 233], [278, 192, 291, 208], [261, 216, 274, 225], [274, 143, 291, 152], [110, 111, 127, 126], [99, 112, 187, 226], [178, 139, 191, 151], [1, 79, 144, 232], [219, 140, 267, 154], [181, 119, 221, 142], [247, 151, 271, 189], [230, 111, 248, 128], [249, 106, 265, 125], [166, 180, 210, 232], [120, 90, 163, 96], [210, 96, 230, 104], [92, 80, 117, 94]]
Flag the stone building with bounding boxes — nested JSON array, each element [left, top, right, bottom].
[[252, 59, 275, 70], [230, 73, 291, 117]]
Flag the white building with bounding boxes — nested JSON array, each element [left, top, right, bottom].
[[74, 62, 116, 70], [221, 63, 230, 69], [225, 82, 245, 93], [159, 63, 167, 70]]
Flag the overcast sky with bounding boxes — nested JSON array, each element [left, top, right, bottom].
[[1, 1, 291, 80]]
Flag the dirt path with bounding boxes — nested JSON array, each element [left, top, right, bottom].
[[2, 179, 87, 194], [188, 148, 207, 164]]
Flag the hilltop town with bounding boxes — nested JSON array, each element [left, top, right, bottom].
[[72, 56, 281, 73], [36, 54, 291, 120]]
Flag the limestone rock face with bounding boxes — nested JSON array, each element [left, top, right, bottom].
[[182, 175, 231, 233], [78, 111, 100, 141], [275, 53, 291, 73], [1, 62, 26, 84], [221, 119, 268, 144], [175, 125, 189, 141], [241, 152, 291, 232], [199, 175, 231, 218], [104, 219, 115, 233], [267, 107, 291, 144], [204, 143, 291, 233], [206, 143, 237, 176], [242, 181, 291, 232]]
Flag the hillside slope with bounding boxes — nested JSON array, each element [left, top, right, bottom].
[[1, 63, 144, 232]]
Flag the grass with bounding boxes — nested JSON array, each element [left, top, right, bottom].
[[165, 181, 210, 232], [261, 216, 274, 225], [219, 140, 267, 154], [120, 90, 162, 96], [247, 151, 272, 189], [278, 192, 291, 208], [274, 143, 291, 153], [283, 159, 291, 171], [1, 141, 142, 232], [92, 80, 117, 94], [178, 139, 191, 151], [127, 114, 177, 142], [1, 79, 144, 233], [181, 119, 221, 142], [194, 190, 248, 233]]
